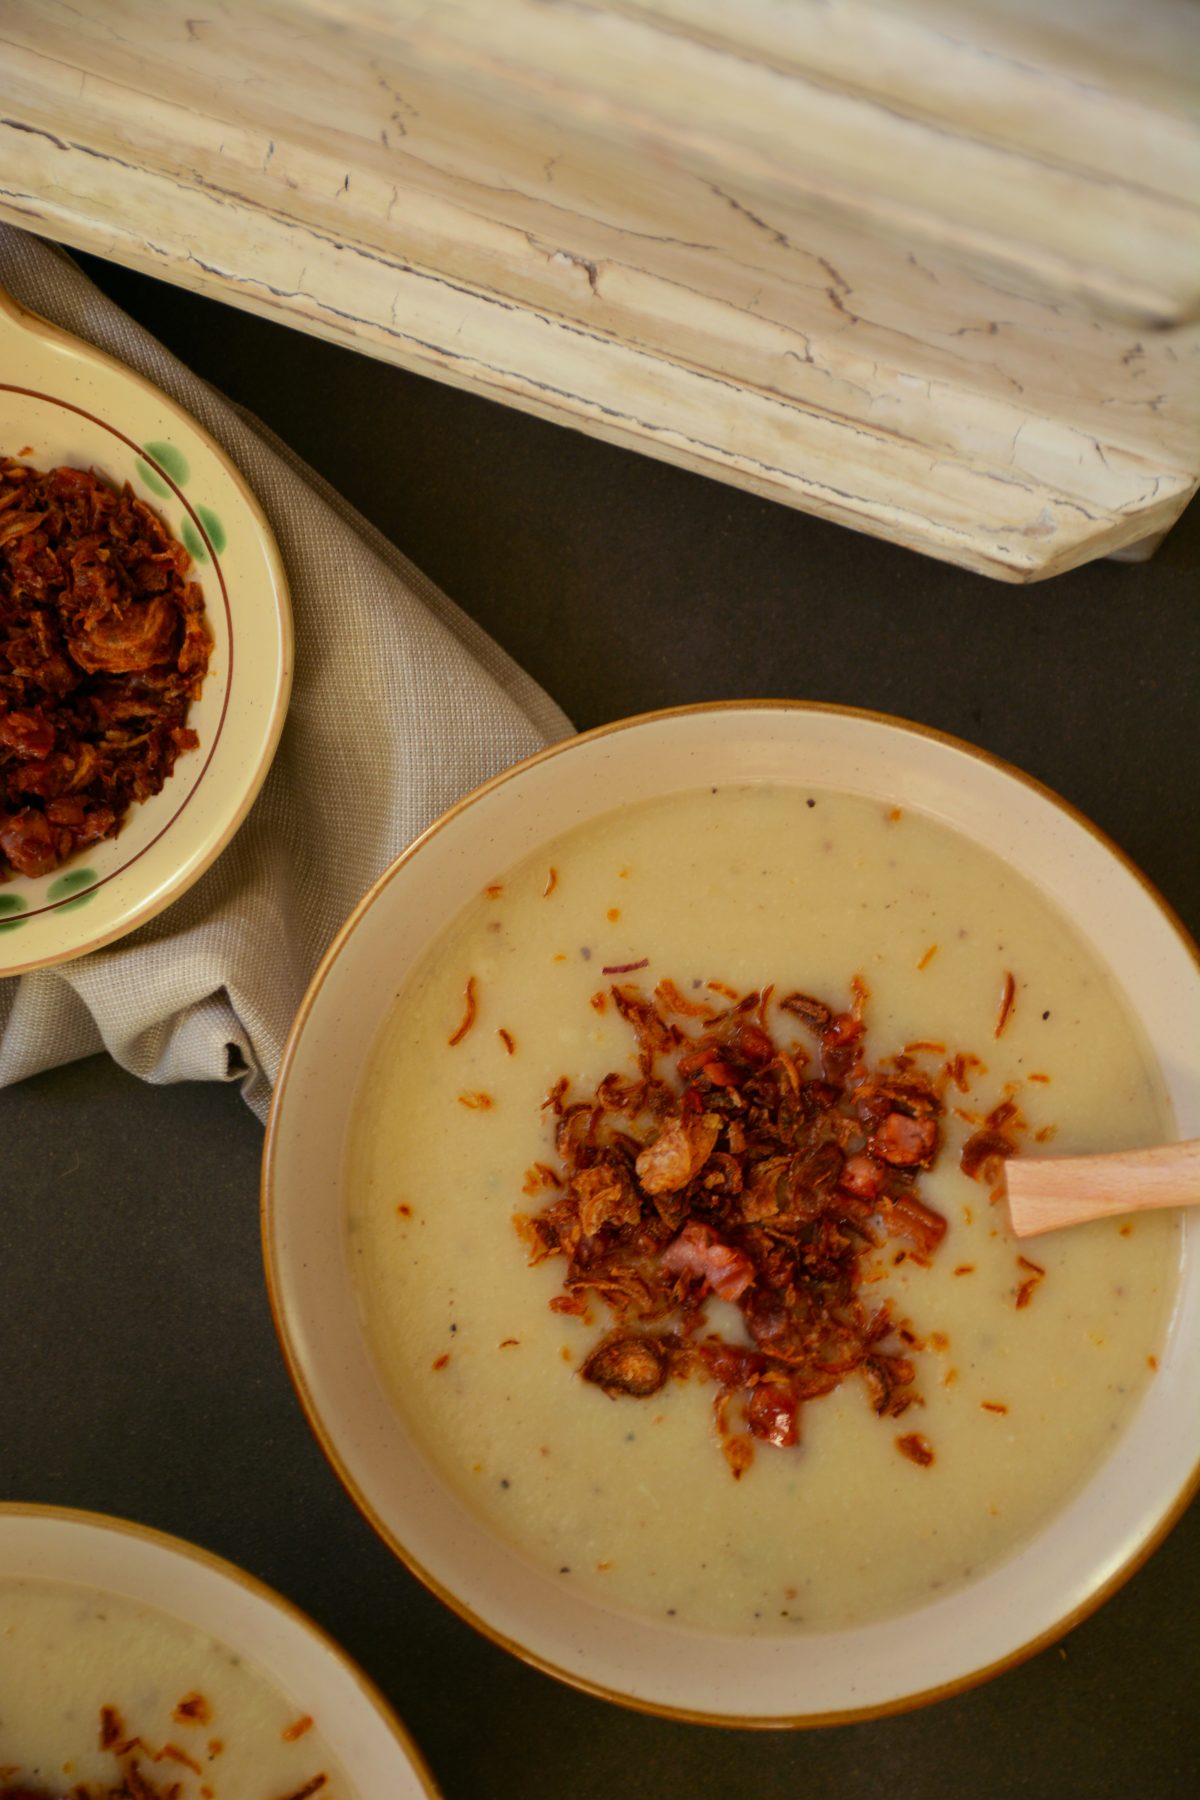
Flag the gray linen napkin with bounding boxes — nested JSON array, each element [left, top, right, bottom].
[[0, 227, 573, 1119]]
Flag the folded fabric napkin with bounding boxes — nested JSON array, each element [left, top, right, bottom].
[[0, 227, 573, 1119]]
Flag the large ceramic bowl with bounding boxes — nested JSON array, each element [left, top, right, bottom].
[[0, 286, 291, 973], [0, 1503, 437, 1793], [262, 703, 1200, 1725]]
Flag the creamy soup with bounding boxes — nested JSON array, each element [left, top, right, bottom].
[[0, 1578, 352, 1797], [347, 786, 1178, 1634]]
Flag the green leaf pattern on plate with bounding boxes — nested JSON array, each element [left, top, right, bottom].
[[1, 870, 99, 927], [135, 457, 170, 498], [47, 867, 98, 905], [197, 504, 227, 554], [0, 893, 29, 932], [136, 441, 225, 568], [142, 440, 190, 486], [181, 515, 208, 564]]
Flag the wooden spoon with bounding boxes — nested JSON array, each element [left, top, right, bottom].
[[1004, 1138, 1200, 1238]]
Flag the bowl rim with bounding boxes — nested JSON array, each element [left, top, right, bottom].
[[0, 286, 293, 974], [261, 698, 1200, 1728], [0, 1499, 440, 1792]]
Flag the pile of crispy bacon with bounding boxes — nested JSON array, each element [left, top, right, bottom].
[[0, 458, 210, 880], [517, 978, 952, 1477]]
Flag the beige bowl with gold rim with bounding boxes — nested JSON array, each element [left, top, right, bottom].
[[0, 287, 291, 973], [263, 702, 1200, 1725], [0, 1503, 437, 1792]]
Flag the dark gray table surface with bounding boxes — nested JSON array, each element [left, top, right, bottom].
[[2, 251, 1198, 1800]]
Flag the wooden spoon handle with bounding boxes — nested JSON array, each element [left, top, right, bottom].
[[1004, 1138, 1200, 1239]]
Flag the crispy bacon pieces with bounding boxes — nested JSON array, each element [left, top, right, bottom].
[[0, 459, 210, 880], [661, 1220, 756, 1302], [869, 1110, 938, 1169], [518, 977, 952, 1476], [745, 1379, 799, 1447]]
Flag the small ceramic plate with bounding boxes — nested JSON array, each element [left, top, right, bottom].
[[0, 1503, 437, 1795], [263, 702, 1200, 1725], [0, 287, 291, 973]]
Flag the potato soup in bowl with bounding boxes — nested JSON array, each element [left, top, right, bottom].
[[0, 1506, 436, 1796], [0, 1578, 351, 1795], [263, 705, 1200, 1723]]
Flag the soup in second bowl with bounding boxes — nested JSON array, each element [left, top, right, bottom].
[[0, 1576, 352, 1797]]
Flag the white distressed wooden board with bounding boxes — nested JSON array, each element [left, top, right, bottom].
[[0, 0, 1196, 581]]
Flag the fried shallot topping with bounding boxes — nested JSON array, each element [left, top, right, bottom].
[[1015, 1254, 1046, 1310], [0, 459, 210, 879], [994, 970, 1017, 1038], [0, 1692, 331, 1798], [580, 1331, 671, 1397], [960, 1097, 1026, 1184], [1, 1763, 180, 1798], [448, 975, 478, 1045], [171, 1690, 211, 1725], [515, 979, 951, 1476], [896, 1431, 935, 1467]]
